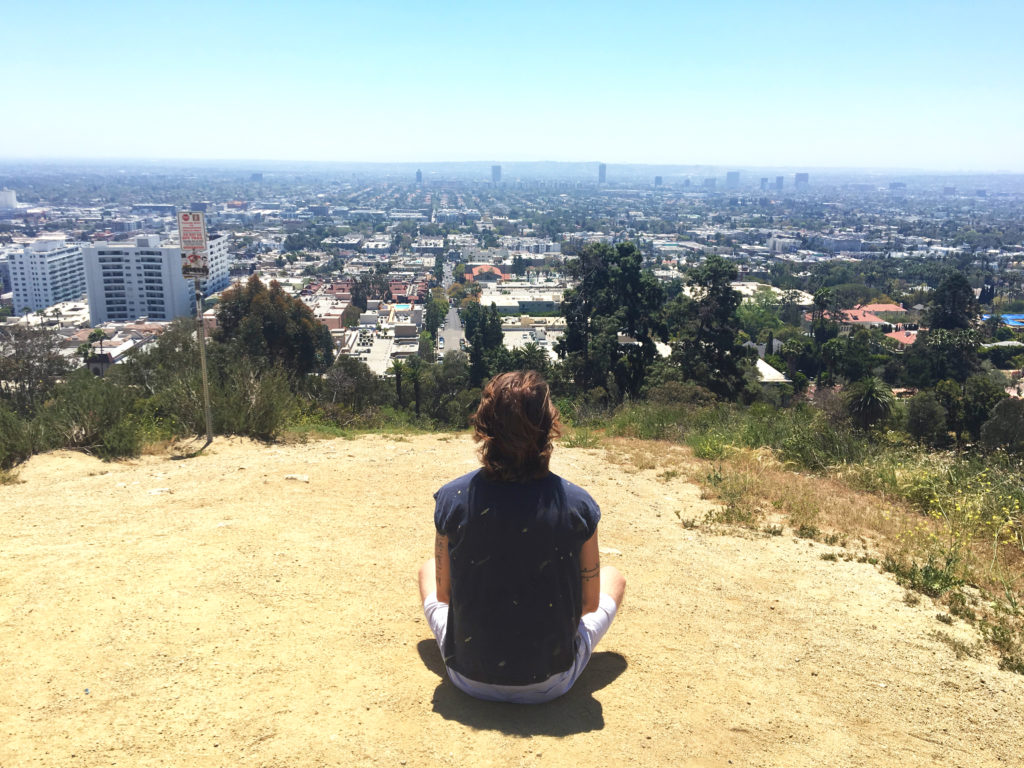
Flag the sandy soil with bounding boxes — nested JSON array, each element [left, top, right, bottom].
[[1, 433, 1021, 768]]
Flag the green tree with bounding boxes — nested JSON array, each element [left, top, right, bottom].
[[214, 274, 334, 376], [667, 254, 745, 399], [906, 391, 948, 447], [980, 398, 1024, 453], [845, 376, 895, 431], [406, 356, 426, 417], [556, 241, 666, 399], [924, 328, 981, 383], [88, 328, 108, 355], [962, 373, 1007, 442], [319, 356, 384, 413], [928, 272, 979, 331], [0, 325, 72, 416], [735, 285, 782, 339], [511, 342, 550, 375], [424, 297, 448, 339], [418, 331, 434, 360], [387, 359, 406, 407]]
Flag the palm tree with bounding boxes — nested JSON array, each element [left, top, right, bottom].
[[406, 356, 425, 418], [387, 359, 405, 407], [88, 328, 107, 355], [845, 377, 895, 432]]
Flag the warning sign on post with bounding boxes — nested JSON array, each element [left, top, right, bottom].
[[178, 211, 209, 278]]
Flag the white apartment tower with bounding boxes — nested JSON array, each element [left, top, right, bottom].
[[0, 188, 18, 209], [83, 234, 230, 325], [202, 234, 231, 293], [10, 238, 87, 314]]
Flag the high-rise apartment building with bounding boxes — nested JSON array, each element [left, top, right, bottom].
[[491, 165, 501, 184], [0, 188, 18, 209], [598, 163, 607, 183], [760, 177, 769, 190], [10, 238, 87, 313], [415, 169, 423, 184], [654, 176, 663, 187], [775, 176, 784, 191], [83, 234, 230, 325], [726, 171, 740, 189], [794, 172, 809, 189]]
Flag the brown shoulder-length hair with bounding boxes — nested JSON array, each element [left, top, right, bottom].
[[472, 370, 562, 482]]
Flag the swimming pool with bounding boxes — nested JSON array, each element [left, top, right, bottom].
[[983, 314, 1024, 326]]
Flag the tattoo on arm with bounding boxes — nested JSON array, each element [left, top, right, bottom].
[[581, 565, 600, 581], [435, 535, 445, 562]]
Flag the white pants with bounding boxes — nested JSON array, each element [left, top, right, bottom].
[[422, 593, 618, 704]]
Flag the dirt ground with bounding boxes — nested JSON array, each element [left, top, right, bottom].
[[2, 433, 1021, 768]]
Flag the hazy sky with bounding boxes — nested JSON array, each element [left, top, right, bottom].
[[3, 0, 1023, 171]]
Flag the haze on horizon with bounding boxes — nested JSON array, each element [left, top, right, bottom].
[[3, 1, 1023, 173]]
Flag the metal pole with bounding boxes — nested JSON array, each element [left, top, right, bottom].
[[194, 277, 214, 447]]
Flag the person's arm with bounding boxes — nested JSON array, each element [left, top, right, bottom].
[[434, 532, 451, 604], [580, 529, 600, 615]]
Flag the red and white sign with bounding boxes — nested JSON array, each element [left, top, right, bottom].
[[178, 211, 209, 278]]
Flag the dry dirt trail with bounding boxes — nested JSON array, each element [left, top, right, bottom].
[[2, 434, 1021, 768]]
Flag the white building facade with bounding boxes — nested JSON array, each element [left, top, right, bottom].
[[10, 238, 87, 314], [203, 234, 231, 293], [83, 234, 231, 325], [84, 235, 192, 325]]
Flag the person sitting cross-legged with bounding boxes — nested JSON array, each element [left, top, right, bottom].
[[419, 370, 625, 704]]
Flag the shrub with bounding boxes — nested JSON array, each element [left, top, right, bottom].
[[981, 398, 1024, 454], [0, 403, 33, 469], [211, 362, 296, 441], [687, 430, 729, 459], [35, 370, 138, 457], [779, 413, 866, 470], [883, 553, 962, 597], [906, 391, 949, 447], [97, 416, 144, 460]]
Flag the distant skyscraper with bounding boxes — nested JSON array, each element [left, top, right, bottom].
[[760, 177, 769, 191], [491, 165, 501, 184], [703, 177, 717, 190], [654, 175, 663, 187], [11, 238, 86, 313], [249, 172, 263, 182], [598, 163, 607, 184], [726, 171, 740, 189], [0, 188, 17, 209], [415, 169, 422, 184], [775, 176, 784, 191], [794, 172, 809, 189]]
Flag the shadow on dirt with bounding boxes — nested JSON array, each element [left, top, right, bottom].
[[417, 639, 628, 735]]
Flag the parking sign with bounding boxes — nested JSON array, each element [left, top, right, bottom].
[[178, 211, 209, 278]]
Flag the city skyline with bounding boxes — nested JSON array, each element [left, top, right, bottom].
[[3, 1, 1023, 172]]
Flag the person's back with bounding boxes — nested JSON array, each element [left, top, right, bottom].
[[419, 370, 625, 703], [434, 469, 598, 685]]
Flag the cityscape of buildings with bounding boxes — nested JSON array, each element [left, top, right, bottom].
[[1, 163, 1023, 379]]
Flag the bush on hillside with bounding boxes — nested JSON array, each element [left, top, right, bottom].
[[0, 403, 33, 469], [981, 398, 1024, 454], [35, 369, 142, 459], [211, 359, 295, 441], [906, 391, 949, 447]]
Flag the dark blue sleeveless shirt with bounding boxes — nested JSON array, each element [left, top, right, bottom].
[[434, 469, 600, 685]]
